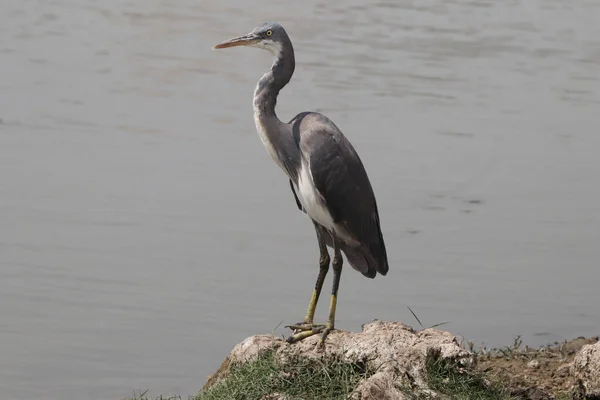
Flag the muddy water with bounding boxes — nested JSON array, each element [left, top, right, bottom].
[[1, 0, 599, 398]]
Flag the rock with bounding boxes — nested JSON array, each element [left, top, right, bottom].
[[528, 360, 540, 370], [231, 334, 286, 364], [571, 341, 600, 398], [203, 320, 473, 398], [202, 334, 285, 391], [350, 371, 407, 400], [279, 320, 472, 389]]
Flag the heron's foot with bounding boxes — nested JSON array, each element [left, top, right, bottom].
[[286, 326, 325, 344], [285, 322, 326, 332], [318, 325, 334, 348], [286, 322, 334, 346]]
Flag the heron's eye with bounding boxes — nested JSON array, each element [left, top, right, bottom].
[[266, 30, 272, 36]]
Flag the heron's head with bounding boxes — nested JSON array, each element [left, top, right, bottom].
[[212, 22, 289, 56]]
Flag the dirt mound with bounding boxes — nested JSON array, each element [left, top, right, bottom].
[[201, 321, 599, 400], [203, 320, 472, 399], [475, 336, 599, 398]]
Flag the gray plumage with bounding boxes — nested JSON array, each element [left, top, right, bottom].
[[213, 22, 388, 344], [288, 111, 388, 278]]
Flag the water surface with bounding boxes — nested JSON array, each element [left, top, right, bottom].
[[1, 0, 599, 398]]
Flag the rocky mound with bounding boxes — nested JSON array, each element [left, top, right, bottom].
[[201, 320, 600, 400]]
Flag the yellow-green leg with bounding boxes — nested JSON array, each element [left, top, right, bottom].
[[286, 224, 330, 342], [287, 232, 343, 346], [319, 239, 342, 345]]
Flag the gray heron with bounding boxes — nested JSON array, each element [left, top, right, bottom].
[[213, 22, 388, 345]]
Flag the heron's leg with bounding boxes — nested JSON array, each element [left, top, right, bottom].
[[286, 235, 343, 344], [319, 235, 342, 345], [286, 223, 329, 332], [304, 223, 330, 324]]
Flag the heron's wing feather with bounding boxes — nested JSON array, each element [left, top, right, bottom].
[[307, 132, 377, 240], [293, 112, 388, 277]]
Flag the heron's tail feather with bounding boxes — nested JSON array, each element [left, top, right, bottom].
[[370, 222, 389, 276], [342, 239, 388, 279]]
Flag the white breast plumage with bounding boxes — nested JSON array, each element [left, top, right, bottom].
[[295, 159, 335, 231]]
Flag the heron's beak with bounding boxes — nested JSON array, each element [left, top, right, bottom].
[[212, 33, 259, 49]]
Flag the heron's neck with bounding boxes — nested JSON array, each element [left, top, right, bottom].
[[253, 44, 295, 120]]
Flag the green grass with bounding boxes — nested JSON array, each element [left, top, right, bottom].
[[418, 352, 516, 400], [122, 390, 182, 400], [195, 349, 375, 400]]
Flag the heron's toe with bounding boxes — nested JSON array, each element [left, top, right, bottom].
[[286, 326, 325, 344], [316, 323, 335, 348], [285, 323, 325, 332]]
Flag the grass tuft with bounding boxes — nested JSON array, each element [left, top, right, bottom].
[[195, 349, 375, 400], [122, 389, 182, 400], [423, 351, 516, 400]]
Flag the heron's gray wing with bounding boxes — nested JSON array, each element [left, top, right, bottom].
[[307, 132, 379, 241], [297, 115, 388, 277]]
